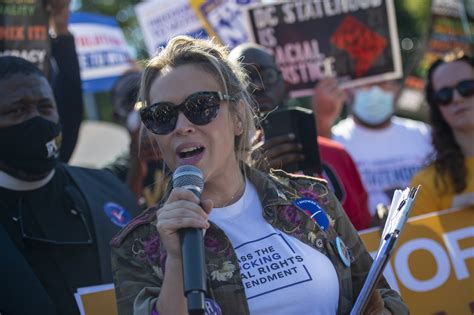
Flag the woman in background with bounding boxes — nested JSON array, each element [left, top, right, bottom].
[[411, 51, 474, 215]]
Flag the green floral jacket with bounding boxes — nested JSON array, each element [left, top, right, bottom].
[[111, 165, 409, 315]]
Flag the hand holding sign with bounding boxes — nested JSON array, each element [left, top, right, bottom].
[[47, 0, 71, 35], [312, 77, 347, 138]]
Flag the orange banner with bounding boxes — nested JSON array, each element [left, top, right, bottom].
[[359, 207, 474, 314], [75, 284, 117, 315]]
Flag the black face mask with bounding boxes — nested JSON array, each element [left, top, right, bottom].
[[0, 116, 62, 175]]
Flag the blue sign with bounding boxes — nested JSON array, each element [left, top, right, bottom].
[[69, 12, 133, 93]]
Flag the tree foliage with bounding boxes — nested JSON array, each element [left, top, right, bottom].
[[394, 0, 431, 71]]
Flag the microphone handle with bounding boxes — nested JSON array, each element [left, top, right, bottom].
[[179, 227, 206, 315]]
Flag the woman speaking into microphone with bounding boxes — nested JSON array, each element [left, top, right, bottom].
[[110, 35, 408, 315]]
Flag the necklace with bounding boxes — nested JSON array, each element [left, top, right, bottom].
[[215, 179, 246, 208]]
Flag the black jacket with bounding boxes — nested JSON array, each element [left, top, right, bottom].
[[0, 164, 139, 315]]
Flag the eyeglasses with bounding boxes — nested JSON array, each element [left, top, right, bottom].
[[248, 66, 282, 88], [433, 79, 474, 106], [140, 91, 236, 135], [18, 189, 93, 246]]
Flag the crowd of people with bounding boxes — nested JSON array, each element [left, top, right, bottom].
[[1, 1, 473, 315]]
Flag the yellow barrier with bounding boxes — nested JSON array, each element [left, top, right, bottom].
[[359, 207, 474, 314]]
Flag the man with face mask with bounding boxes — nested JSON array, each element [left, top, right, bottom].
[[316, 80, 432, 216], [0, 56, 139, 315], [230, 43, 372, 230]]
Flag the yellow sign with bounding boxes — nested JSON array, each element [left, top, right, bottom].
[[359, 207, 474, 314], [75, 284, 117, 315], [81, 289, 117, 315]]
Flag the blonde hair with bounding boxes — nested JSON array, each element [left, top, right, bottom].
[[139, 35, 257, 164]]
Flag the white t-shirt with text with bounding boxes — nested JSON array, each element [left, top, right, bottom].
[[332, 116, 432, 214], [209, 180, 339, 315]]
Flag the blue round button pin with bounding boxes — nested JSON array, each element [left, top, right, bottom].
[[103, 202, 131, 228], [205, 298, 222, 315], [293, 198, 330, 231], [336, 236, 351, 267]]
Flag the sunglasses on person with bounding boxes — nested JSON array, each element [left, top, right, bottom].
[[140, 91, 236, 135], [434, 79, 474, 106]]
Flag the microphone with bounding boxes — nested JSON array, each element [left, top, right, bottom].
[[172, 165, 206, 315]]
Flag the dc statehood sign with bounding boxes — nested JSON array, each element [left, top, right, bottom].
[[359, 207, 474, 314], [69, 13, 134, 93], [245, 0, 403, 97], [135, 0, 208, 56], [0, 0, 50, 73]]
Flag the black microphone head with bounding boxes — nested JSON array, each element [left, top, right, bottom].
[[172, 165, 204, 197]]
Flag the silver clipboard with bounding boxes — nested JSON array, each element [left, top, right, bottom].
[[350, 186, 420, 315]]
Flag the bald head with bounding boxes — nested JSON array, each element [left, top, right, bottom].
[[0, 55, 45, 80], [229, 43, 275, 67], [230, 43, 286, 113]]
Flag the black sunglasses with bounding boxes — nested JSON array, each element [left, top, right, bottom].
[[434, 79, 474, 106], [140, 91, 236, 135]]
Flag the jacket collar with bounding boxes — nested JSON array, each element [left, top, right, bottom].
[[0, 169, 55, 191]]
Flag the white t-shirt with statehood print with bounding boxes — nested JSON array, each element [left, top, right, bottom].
[[209, 179, 339, 315], [332, 116, 432, 215]]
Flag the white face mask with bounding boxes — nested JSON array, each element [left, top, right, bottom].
[[352, 86, 395, 125]]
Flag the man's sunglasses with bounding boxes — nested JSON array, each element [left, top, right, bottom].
[[434, 79, 474, 106], [140, 91, 236, 135]]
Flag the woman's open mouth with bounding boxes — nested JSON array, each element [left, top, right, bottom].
[[178, 146, 205, 159]]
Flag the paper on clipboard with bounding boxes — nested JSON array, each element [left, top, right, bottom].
[[74, 283, 117, 315], [351, 186, 420, 315]]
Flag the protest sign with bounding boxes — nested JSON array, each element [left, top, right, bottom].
[[0, 0, 50, 73], [245, 0, 402, 97], [359, 207, 474, 314], [190, 0, 257, 48], [135, 0, 207, 56], [74, 283, 117, 315], [69, 12, 134, 93]]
